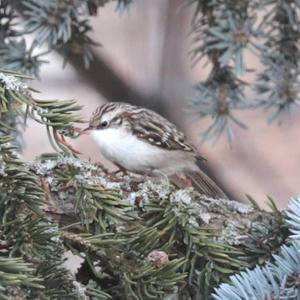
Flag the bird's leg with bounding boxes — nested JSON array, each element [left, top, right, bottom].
[[175, 173, 193, 188], [111, 163, 129, 176]]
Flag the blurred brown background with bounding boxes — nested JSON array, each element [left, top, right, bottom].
[[22, 1, 300, 209]]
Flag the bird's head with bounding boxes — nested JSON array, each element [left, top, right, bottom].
[[84, 102, 129, 132]]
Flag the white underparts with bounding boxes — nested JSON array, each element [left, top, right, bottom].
[[92, 128, 196, 175]]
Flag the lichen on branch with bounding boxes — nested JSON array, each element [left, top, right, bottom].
[[26, 152, 286, 299]]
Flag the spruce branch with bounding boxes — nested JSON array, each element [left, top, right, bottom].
[[188, 0, 300, 142], [26, 152, 289, 299], [0, 257, 43, 300], [87, 0, 133, 15], [188, 0, 255, 143], [0, 135, 77, 298], [1, 0, 133, 74], [255, 0, 300, 122], [0, 69, 83, 153], [213, 197, 300, 300], [0, 70, 87, 299], [0, 0, 19, 40], [0, 1, 48, 76], [1, 0, 300, 144], [1, 69, 298, 300], [285, 197, 300, 239], [1, 1, 300, 298], [214, 241, 300, 300]]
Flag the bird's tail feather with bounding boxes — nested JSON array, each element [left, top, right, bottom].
[[186, 170, 228, 199]]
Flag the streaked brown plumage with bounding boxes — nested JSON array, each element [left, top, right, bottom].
[[87, 102, 227, 199]]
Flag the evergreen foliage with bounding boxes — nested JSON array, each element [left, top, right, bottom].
[[187, 0, 300, 142], [213, 198, 300, 300], [0, 0, 128, 72], [0, 1, 300, 299], [1, 0, 299, 141]]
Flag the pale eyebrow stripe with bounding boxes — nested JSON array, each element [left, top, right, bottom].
[[102, 103, 118, 115], [110, 115, 122, 125]]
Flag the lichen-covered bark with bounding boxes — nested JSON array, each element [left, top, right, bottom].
[[26, 153, 286, 299]]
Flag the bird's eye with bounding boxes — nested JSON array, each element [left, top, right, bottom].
[[100, 120, 108, 128]]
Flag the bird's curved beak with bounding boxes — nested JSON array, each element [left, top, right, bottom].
[[80, 126, 92, 135], [82, 126, 92, 132]]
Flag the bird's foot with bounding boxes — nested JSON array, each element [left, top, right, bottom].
[[111, 163, 129, 177], [175, 173, 193, 188]]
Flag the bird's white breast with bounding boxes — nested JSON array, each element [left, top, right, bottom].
[[92, 127, 165, 173]]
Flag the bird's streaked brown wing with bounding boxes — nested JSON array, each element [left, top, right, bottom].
[[124, 108, 197, 153]]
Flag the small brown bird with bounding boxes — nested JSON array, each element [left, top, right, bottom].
[[85, 102, 227, 199]]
